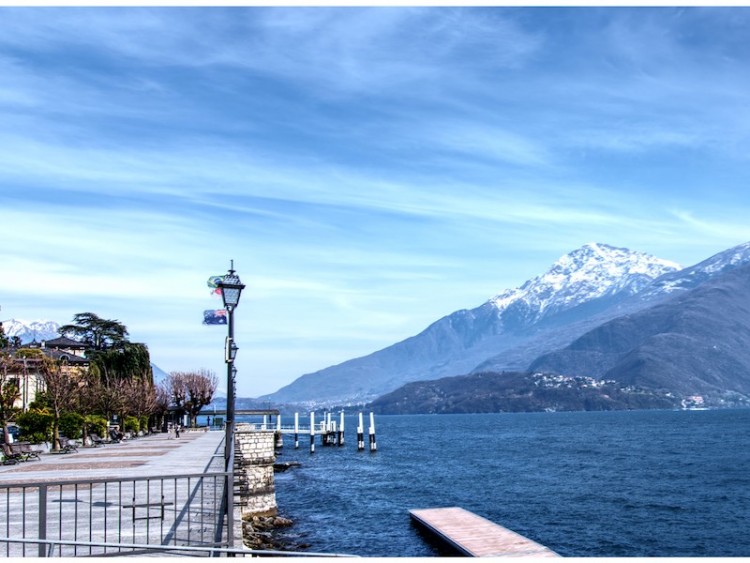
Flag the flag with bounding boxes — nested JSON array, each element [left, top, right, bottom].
[[203, 309, 227, 325], [207, 275, 225, 289]]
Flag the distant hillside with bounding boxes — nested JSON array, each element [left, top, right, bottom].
[[262, 243, 681, 407], [530, 261, 750, 402], [367, 371, 679, 414]]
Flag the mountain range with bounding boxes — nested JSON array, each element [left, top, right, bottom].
[[1, 319, 60, 343], [262, 241, 750, 408]]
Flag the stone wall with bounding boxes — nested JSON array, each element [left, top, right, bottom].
[[234, 424, 277, 517]]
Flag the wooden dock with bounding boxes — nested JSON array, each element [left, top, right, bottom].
[[409, 507, 560, 557]]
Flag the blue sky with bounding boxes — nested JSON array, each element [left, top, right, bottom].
[[2, 7, 750, 397]]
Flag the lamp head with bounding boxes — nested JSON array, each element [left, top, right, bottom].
[[219, 266, 245, 309]]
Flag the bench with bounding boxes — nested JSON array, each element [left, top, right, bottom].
[[16, 442, 41, 461], [58, 436, 78, 454]]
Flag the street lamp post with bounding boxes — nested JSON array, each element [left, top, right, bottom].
[[217, 261, 245, 549]]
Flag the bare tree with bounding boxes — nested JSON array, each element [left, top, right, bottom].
[[38, 356, 85, 451], [152, 382, 171, 432], [167, 369, 218, 428], [94, 377, 127, 427], [122, 375, 159, 425]]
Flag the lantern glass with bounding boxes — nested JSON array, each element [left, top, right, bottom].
[[220, 273, 243, 308]]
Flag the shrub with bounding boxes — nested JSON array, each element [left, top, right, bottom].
[[84, 415, 108, 438], [59, 412, 85, 439], [139, 415, 149, 433], [123, 416, 139, 434], [16, 410, 53, 444]]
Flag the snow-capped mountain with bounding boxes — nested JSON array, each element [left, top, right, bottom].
[[1, 319, 61, 343], [262, 243, 684, 407], [488, 243, 681, 326], [639, 240, 750, 298]]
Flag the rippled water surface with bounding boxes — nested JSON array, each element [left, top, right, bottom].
[[253, 409, 750, 557]]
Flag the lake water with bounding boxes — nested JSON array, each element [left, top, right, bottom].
[[245, 409, 750, 557]]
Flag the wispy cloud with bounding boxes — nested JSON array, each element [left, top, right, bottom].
[[2, 7, 750, 395]]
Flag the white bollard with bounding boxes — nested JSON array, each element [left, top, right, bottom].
[[357, 412, 365, 451], [338, 410, 345, 446], [275, 415, 283, 448], [369, 412, 377, 452], [294, 412, 299, 449], [309, 411, 315, 454]]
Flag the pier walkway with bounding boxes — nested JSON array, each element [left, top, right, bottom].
[[410, 507, 560, 558]]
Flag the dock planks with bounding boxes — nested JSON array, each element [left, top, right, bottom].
[[409, 507, 560, 558]]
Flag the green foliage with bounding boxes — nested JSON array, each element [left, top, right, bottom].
[[88, 343, 152, 384], [139, 415, 149, 433], [59, 312, 129, 350], [59, 412, 85, 439], [0, 354, 22, 427], [28, 390, 51, 411], [123, 416, 139, 434], [16, 410, 53, 444], [59, 312, 152, 384], [84, 415, 108, 438], [0, 323, 8, 349], [14, 348, 44, 359]]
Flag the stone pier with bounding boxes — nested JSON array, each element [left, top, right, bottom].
[[234, 424, 278, 517]]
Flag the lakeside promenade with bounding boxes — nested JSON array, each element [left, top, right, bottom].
[[1, 430, 244, 557], [0, 429, 224, 482]]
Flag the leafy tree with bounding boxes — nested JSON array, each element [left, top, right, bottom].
[[16, 410, 53, 444], [59, 412, 85, 440], [0, 353, 22, 444], [60, 312, 152, 384], [0, 323, 9, 349], [59, 312, 129, 350], [89, 343, 152, 384]]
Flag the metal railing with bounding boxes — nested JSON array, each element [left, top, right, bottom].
[[0, 537, 357, 557], [1, 471, 229, 557], [1, 433, 359, 558]]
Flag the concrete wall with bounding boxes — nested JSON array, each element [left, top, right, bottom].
[[234, 425, 277, 517]]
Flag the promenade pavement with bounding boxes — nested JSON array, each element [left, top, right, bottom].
[[0, 429, 225, 483]]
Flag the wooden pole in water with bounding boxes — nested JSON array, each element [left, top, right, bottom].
[[369, 412, 377, 452], [263, 414, 268, 431], [294, 412, 299, 449], [357, 412, 364, 451], [338, 410, 345, 446], [309, 411, 315, 454]]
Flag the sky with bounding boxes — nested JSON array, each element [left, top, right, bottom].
[[2, 7, 750, 398]]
